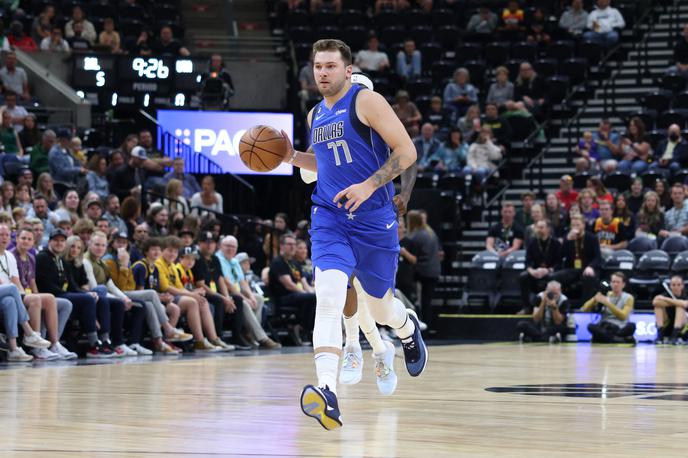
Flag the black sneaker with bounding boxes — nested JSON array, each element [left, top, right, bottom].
[[300, 384, 343, 430], [400, 313, 428, 377], [86, 342, 116, 358]]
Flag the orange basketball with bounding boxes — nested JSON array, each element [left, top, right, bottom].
[[239, 125, 288, 172]]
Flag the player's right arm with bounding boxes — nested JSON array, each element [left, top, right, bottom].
[[280, 107, 318, 172]]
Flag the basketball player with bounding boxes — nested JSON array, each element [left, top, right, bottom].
[[281, 39, 427, 430], [303, 72, 418, 397]]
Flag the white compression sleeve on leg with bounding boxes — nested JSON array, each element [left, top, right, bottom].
[[364, 289, 415, 340], [313, 268, 349, 350], [343, 313, 360, 348], [352, 278, 387, 354], [315, 352, 340, 394]]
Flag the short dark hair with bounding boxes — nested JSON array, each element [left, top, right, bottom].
[[279, 233, 295, 245], [4, 90, 16, 98], [142, 237, 162, 255], [311, 39, 352, 66], [611, 271, 626, 282], [162, 235, 182, 250]]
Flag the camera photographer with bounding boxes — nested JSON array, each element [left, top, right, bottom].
[[581, 272, 636, 344], [516, 280, 569, 343], [652, 275, 688, 344]]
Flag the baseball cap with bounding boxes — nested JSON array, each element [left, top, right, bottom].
[[560, 174, 573, 182], [56, 128, 71, 139], [130, 146, 148, 160], [114, 232, 128, 240], [49, 228, 68, 240], [179, 246, 198, 258], [235, 252, 255, 264], [198, 231, 215, 243]]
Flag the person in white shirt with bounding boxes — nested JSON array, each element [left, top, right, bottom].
[[584, 0, 625, 47], [40, 26, 70, 52], [354, 36, 389, 72]]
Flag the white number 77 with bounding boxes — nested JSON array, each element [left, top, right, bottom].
[[326, 140, 353, 166]]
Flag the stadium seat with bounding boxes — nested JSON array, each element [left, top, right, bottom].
[[286, 9, 310, 28], [403, 9, 431, 28], [671, 250, 688, 275], [415, 172, 437, 188], [627, 110, 656, 132], [576, 40, 603, 64], [573, 171, 592, 190], [603, 171, 632, 194], [456, 42, 483, 64], [559, 58, 588, 85], [314, 25, 341, 41], [431, 59, 456, 85], [485, 42, 510, 67], [627, 236, 658, 258], [120, 19, 145, 38], [374, 10, 401, 29], [640, 169, 664, 189], [601, 249, 635, 280], [657, 110, 687, 130], [510, 42, 537, 62], [431, 8, 457, 27], [414, 95, 433, 115], [311, 10, 338, 28], [409, 26, 434, 45], [497, 249, 526, 307], [438, 173, 464, 191], [671, 169, 688, 185], [660, 236, 688, 258], [628, 249, 671, 305], [293, 42, 312, 63], [338, 9, 366, 27], [377, 26, 406, 49], [533, 58, 558, 79], [642, 90, 672, 114], [435, 25, 461, 50], [420, 42, 443, 71], [645, 129, 666, 150], [546, 76, 570, 103], [407, 77, 433, 99], [341, 26, 367, 51], [545, 40, 575, 62], [506, 116, 538, 142], [504, 60, 523, 81], [463, 60, 487, 90], [462, 250, 502, 308], [675, 92, 688, 110], [660, 73, 688, 94]]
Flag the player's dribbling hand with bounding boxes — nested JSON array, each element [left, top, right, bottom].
[[334, 181, 375, 213], [393, 195, 408, 216], [280, 130, 295, 163]]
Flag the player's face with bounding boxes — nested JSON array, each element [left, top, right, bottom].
[[313, 51, 352, 98], [671, 278, 684, 296]]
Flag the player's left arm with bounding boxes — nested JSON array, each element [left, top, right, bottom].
[[394, 160, 417, 216], [334, 90, 417, 213]]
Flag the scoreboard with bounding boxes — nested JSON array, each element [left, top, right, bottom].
[[72, 54, 209, 108]]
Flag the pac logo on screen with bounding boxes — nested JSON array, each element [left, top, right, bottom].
[[158, 109, 294, 176]]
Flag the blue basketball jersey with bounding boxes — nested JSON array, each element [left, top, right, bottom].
[[309, 85, 395, 212]]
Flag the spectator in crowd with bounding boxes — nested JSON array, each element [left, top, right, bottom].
[[139, 129, 171, 187], [617, 117, 652, 174], [98, 18, 121, 54], [49, 129, 86, 188], [355, 35, 389, 72], [544, 193, 566, 238], [130, 29, 152, 55], [392, 90, 421, 138], [613, 193, 636, 240], [593, 200, 628, 259], [35, 174, 58, 209], [578, 188, 600, 227], [395, 38, 421, 80], [31, 4, 55, 44], [513, 62, 547, 115], [396, 215, 417, 303], [102, 195, 127, 236], [499, 0, 526, 34], [298, 58, 320, 112], [526, 8, 551, 45], [524, 204, 547, 244], [584, 0, 625, 47], [8, 21, 37, 52], [84, 199, 104, 225], [36, 230, 111, 357], [65, 5, 97, 44], [121, 197, 142, 240], [86, 155, 109, 200], [556, 175, 579, 211], [659, 183, 688, 237], [310, 0, 342, 13], [650, 124, 688, 175], [200, 54, 235, 100], [414, 122, 442, 171], [54, 189, 81, 225], [559, 0, 589, 36], [517, 280, 569, 343], [515, 191, 536, 228], [623, 177, 644, 215], [0, 108, 24, 165], [457, 104, 481, 141], [263, 213, 289, 261], [147, 204, 169, 237], [10, 227, 77, 359], [432, 127, 467, 173], [0, 52, 30, 101], [575, 130, 599, 172], [67, 21, 91, 51], [552, 215, 601, 301], [2, 91, 28, 134], [408, 210, 441, 328], [154, 236, 228, 351], [27, 194, 55, 244], [582, 271, 635, 343], [110, 146, 147, 201], [592, 118, 621, 173], [292, 240, 313, 286], [14, 183, 32, 214], [151, 26, 190, 57], [674, 23, 688, 65], [83, 231, 145, 356], [637, 189, 666, 237], [19, 115, 39, 152], [655, 178, 671, 210], [486, 67, 514, 108], [165, 179, 189, 215], [464, 125, 502, 183], [482, 102, 511, 146], [589, 176, 613, 205], [486, 202, 524, 257], [40, 26, 70, 52], [652, 275, 688, 344], [423, 95, 452, 132], [443, 68, 478, 117], [191, 175, 223, 217], [0, 224, 54, 360], [105, 233, 191, 354], [163, 157, 201, 199], [29, 130, 56, 175], [520, 219, 562, 313], [268, 233, 316, 345], [466, 7, 499, 36]]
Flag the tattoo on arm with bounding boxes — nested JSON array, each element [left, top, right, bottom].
[[371, 155, 403, 189], [400, 161, 417, 198]]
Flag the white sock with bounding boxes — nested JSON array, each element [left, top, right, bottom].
[[358, 308, 387, 355], [343, 313, 361, 349], [315, 352, 340, 394], [391, 298, 415, 341]]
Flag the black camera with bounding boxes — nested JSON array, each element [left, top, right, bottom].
[[599, 280, 611, 295], [546, 291, 555, 300]]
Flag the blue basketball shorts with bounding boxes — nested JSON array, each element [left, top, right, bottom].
[[309, 203, 400, 298]]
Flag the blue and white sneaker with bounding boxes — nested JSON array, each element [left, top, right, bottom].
[[374, 340, 397, 396], [339, 345, 363, 385], [400, 312, 428, 377], [300, 384, 343, 430]]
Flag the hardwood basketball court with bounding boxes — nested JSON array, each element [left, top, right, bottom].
[[0, 343, 686, 457]]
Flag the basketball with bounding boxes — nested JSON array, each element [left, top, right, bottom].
[[239, 125, 287, 172]]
